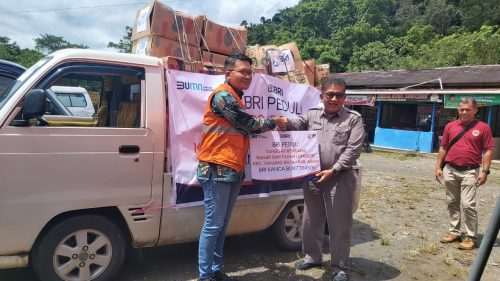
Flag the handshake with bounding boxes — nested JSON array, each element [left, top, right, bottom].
[[271, 116, 288, 131]]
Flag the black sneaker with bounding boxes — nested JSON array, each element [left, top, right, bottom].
[[214, 270, 237, 281]]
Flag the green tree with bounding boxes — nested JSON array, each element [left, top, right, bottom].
[[34, 34, 88, 55], [427, 25, 500, 66], [458, 0, 500, 31], [0, 36, 20, 62], [347, 41, 397, 71], [0, 36, 43, 67], [331, 22, 386, 71], [107, 26, 133, 53], [15, 49, 44, 67], [393, 0, 423, 34], [353, 0, 395, 29], [421, 0, 459, 34]]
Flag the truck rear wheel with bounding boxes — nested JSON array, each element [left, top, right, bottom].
[[32, 215, 126, 281], [272, 200, 304, 251]]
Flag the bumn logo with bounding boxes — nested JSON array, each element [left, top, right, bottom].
[[176, 81, 213, 92]]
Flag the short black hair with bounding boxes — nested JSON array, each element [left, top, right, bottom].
[[321, 77, 346, 93], [459, 97, 477, 107], [224, 53, 252, 71]]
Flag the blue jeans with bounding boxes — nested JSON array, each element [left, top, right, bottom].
[[198, 177, 242, 279]]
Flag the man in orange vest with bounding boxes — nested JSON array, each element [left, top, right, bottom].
[[196, 53, 287, 281]]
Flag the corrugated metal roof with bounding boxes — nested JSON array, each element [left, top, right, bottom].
[[334, 65, 500, 89]]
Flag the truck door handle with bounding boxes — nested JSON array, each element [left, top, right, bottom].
[[119, 145, 140, 154]]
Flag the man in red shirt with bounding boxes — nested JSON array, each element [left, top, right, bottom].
[[435, 97, 494, 250]]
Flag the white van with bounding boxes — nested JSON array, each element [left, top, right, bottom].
[[50, 85, 95, 117], [0, 49, 361, 281]]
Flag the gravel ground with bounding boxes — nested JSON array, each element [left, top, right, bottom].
[[1, 149, 499, 281]]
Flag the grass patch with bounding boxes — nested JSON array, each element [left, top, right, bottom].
[[371, 149, 424, 161], [415, 231, 428, 240], [380, 236, 391, 246], [417, 243, 439, 255]]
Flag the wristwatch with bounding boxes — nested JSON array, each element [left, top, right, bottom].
[[482, 169, 490, 175]]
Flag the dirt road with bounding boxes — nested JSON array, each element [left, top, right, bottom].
[[1, 150, 498, 281]]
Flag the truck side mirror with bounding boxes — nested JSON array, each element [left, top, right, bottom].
[[11, 89, 48, 126], [23, 89, 47, 120]]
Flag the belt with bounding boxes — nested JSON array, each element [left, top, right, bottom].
[[446, 163, 480, 171]]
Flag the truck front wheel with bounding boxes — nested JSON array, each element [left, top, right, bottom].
[[272, 200, 304, 251], [32, 215, 126, 281]]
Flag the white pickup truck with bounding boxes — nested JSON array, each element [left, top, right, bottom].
[[0, 49, 361, 281]]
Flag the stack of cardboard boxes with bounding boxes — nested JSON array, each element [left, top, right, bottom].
[[130, 0, 329, 86], [201, 19, 247, 66], [131, 1, 204, 59], [245, 43, 330, 88], [130, 0, 247, 73]]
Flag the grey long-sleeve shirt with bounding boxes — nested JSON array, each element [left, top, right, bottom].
[[287, 107, 365, 172]]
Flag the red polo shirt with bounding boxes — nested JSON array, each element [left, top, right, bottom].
[[441, 119, 494, 166]]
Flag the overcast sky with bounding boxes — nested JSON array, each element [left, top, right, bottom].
[[0, 0, 300, 51]]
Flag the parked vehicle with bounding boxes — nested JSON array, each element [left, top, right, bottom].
[[0, 49, 361, 281], [50, 85, 96, 117], [0, 60, 92, 126], [0, 59, 26, 96]]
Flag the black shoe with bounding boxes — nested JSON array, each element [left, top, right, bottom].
[[294, 259, 322, 270], [214, 270, 237, 281]]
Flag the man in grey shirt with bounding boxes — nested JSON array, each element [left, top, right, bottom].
[[285, 77, 364, 280]]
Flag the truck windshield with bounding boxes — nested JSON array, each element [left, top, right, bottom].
[[0, 57, 52, 110]]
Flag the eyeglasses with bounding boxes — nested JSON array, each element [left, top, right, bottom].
[[322, 91, 346, 99], [228, 69, 254, 77]]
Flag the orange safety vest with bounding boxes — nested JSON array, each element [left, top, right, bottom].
[[197, 84, 249, 172]]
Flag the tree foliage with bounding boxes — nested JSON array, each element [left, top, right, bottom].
[[107, 26, 133, 53], [34, 34, 88, 55], [0, 36, 43, 67], [247, 0, 500, 72], [0, 34, 88, 67]]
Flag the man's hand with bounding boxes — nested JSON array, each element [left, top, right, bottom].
[[435, 147, 447, 185], [315, 169, 336, 183], [435, 168, 443, 184], [475, 172, 487, 186], [272, 116, 288, 131]]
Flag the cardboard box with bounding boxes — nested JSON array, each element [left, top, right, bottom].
[[268, 42, 304, 74], [131, 1, 204, 46], [162, 56, 203, 72], [202, 19, 247, 55], [252, 66, 268, 75], [161, 56, 224, 75], [245, 44, 278, 71], [314, 64, 330, 87], [201, 51, 228, 66], [132, 35, 201, 60], [200, 63, 225, 75], [276, 69, 308, 85], [303, 60, 316, 86]]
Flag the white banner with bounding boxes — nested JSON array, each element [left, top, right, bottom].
[[250, 131, 320, 181], [167, 70, 320, 206]]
